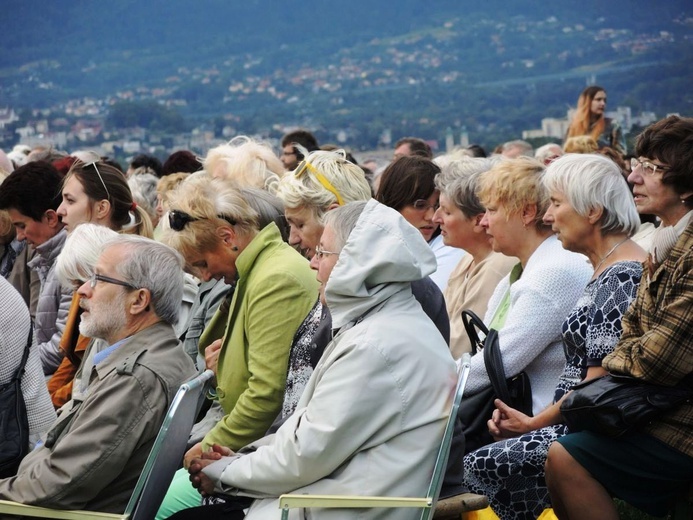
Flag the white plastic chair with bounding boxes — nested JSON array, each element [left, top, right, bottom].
[[279, 354, 475, 520]]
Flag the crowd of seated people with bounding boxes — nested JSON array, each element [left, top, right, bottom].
[[0, 116, 691, 520]]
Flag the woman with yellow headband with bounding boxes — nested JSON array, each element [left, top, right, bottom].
[[275, 149, 372, 259]]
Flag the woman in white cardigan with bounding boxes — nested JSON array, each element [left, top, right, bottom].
[[463, 157, 592, 414]]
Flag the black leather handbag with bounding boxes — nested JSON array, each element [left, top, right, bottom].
[[458, 310, 533, 453], [0, 323, 32, 478], [560, 373, 692, 437]]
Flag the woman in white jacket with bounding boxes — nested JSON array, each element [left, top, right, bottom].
[[170, 200, 457, 520]]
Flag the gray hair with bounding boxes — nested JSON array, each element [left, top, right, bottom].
[[502, 139, 534, 157], [55, 224, 119, 288], [128, 173, 159, 221], [239, 187, 289, 242], [322, 201, 368, 250], [106, 235, 185, 325], [535, 143, 564, 164], [435, 157, 493, 218], [542, 154, 640, 237]]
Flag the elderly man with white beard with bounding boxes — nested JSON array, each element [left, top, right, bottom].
[[0, 234, 196, 513]]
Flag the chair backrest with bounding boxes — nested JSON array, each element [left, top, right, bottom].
[[420, 354, 472, 520], [125, 369, 214, 520]]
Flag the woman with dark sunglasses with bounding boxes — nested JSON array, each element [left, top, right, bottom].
[[159, 174, 318, 517], [376, 155, 465, 291]]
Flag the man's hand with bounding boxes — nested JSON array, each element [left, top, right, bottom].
[[205, 339, 223, 375], [487, 399, 533, 441]]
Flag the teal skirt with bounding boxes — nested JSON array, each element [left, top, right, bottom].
[[557, 430, 693, 517]]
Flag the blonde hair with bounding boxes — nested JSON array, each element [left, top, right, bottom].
[[204, 136, 284, 192], [275, 149, 371, 222], [563, 136, 599, 154], [161, 175, 260, 260], [477, 157, 549, 229]]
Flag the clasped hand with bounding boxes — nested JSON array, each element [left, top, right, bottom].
[[487, 399, 533, 441], [188, 444, 235, 496]]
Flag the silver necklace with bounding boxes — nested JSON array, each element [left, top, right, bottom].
[[593, 237, 628, 273]]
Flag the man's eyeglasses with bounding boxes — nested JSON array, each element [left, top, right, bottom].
[[314, 245, 340, 260], [90, 273, 136, 290], [168, 210, 238, 231], [630, 158, 670, 177], [293, 160, 345, 206], [412, 199, 439, 212]]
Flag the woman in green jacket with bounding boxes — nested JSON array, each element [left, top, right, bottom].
[[159, 174, 318, 517]]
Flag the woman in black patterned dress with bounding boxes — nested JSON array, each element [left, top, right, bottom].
[[462, 154, 646, 519]]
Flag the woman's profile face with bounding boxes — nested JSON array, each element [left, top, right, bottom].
[[480, 200, 525, 256], [57, 175, 98, 233], [433, 192, 477, 249], [399, 191, 439, 242], [627, 156, 688, 226], [590, 91, 607, 117], [543, 191, 591, 254]]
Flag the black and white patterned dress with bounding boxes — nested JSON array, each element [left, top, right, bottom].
[[462, 261, 642, 520]]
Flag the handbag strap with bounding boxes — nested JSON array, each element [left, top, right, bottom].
[[482, 329, 513, 404], [13, 321, 33, 382], [461, 310, 488, 356]]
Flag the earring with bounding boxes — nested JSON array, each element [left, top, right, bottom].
[[231, 246, 239, 251]]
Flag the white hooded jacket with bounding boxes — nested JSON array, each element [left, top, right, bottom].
[[204, 200, 457, 519]]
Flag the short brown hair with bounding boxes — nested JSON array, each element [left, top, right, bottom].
[[635, 115, 693, 205], [376, 156, 439, 210]]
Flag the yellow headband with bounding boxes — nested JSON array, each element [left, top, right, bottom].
[[294, 160, 345, 206]]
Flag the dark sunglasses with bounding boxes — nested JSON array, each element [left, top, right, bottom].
[[168, 210, 238, 231]]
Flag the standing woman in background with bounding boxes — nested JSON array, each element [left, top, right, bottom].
[[565, 85, 626, 155]]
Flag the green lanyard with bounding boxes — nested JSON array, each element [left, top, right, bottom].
[[489, 262, 523, 330]]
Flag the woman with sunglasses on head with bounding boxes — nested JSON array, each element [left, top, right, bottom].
[[376, 156, 465, 291], [565, 85, 626, 155], [547, 116, 693, 520], [158, 175, 318, 517], [57, 156, 153, 237], [47, 158, 158, 409]]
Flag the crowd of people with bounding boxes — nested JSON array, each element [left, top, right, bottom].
[[0, 88, 691, 520]]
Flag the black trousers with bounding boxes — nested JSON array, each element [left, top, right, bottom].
[[167, 503, 246, 519]]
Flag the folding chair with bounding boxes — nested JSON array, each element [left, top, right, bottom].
[[0, 369, 215, 520], [279, 354, 486, 519]]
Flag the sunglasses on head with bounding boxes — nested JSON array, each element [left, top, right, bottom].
[[168, 210, 238, 231]]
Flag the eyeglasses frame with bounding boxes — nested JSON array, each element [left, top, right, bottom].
[[89, 272, 137, 291], [630, 157, 670, 177]]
